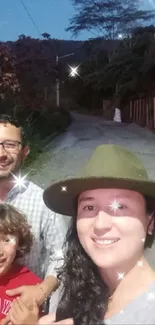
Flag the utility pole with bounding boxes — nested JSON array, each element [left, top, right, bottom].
[[56, 54, 60, 107], [56, 52, 74, 107]]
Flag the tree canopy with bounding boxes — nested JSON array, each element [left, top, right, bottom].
[[65, 25, 155, 111], [0, 45, 20, 102], [1, 26, 155, 115], [67, 0, 155, 39]]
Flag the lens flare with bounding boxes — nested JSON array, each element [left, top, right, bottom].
[[109, 199, 121, 213], [11, 172, 29, 190], [69, 65, 80, 77]]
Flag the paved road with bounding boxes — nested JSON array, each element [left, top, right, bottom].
[[30, 112, 155, 186], [30, 112, 155, 268]]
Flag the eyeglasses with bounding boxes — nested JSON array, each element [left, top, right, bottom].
[[0, 140, 22, 152]]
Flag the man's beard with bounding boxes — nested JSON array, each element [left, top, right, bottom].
[[0, 161, 22, 180], [0, 170, 12, 179]]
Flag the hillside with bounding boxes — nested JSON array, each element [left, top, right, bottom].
[[3, 37, 120, 65]]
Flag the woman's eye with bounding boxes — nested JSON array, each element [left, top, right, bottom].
[[109, 202, 127, 213], [118, 204, 125, 209], [84, 205, 95, 211]]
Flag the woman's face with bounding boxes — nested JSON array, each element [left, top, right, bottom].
[[77, 188, 153, 271]]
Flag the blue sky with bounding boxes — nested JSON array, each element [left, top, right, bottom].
[[0, 0, 92, 42], [0, 0, 153, 42]]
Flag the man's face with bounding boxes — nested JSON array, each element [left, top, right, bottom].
[[77, 188, 152, 272], [0, 123, 29, 179]]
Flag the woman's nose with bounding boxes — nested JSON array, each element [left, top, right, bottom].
[[94, 210, 113, 234]]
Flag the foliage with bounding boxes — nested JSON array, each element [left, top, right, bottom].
[[42, 32, 51, 39], [2, 24, 155, 120], [76, 26, 155, 104], [0, 44, 20, 104], [65, 25, 155, 111], [65, 59, 105, 110], [13, 36, 57, 110], [1, 36, 110, 113], [6, 36, 84, 111], [67, 0, 155, 39], [0, 37, 72, 169], [21, 108, 72, 168], [22, 136, 42, 169]]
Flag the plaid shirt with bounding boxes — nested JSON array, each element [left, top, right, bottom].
[[5, 181, 68, 279]]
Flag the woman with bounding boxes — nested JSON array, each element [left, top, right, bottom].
[[43, 144, 155, 325], [9, 144, 155, 325]]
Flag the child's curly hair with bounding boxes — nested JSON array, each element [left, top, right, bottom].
[[0, 204, 34, 258]]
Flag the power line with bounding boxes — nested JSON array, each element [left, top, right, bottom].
[[19, 0, 42, 37]]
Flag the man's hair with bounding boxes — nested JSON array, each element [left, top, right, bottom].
[[0, 204, 34, 258], [0, 114, 27, 145]]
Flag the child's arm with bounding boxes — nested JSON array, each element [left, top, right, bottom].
[[38, 313, 74, 325], [38, 313, 56, 324]]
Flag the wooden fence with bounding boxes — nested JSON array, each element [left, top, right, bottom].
[[129, 97, 155, 130]]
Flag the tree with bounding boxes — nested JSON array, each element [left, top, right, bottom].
[[42, 32, 51, 39], [14, 37, 56, 110], [18, 34, 26, 40], [83, 26, 155, 109], [66, 25, 155, 114], [0, 45, 20, 104], [67, 0, 155, 39]]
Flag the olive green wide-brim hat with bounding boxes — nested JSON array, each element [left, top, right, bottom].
[[43, 144, 155, 217]]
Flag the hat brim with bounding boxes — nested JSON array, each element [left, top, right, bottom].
[[43, 177, 155, 217]]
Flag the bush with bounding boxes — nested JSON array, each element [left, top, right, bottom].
[[21, 108, 71, 168], [31, 108, 71, 138], [22, 136, 42, 169]]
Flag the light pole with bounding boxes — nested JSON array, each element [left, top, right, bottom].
[[56, 52, 74, 107]]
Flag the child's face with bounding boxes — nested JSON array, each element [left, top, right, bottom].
[[0, 233, 18, 276]]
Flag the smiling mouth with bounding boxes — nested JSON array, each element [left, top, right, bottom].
[[0, 162, 10, 167], [93, 238, 120, 245], [0, 259, 6, 263], [0, 164, 11, 171]]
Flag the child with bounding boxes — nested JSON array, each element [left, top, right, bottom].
[[0, 203, 42, 322]]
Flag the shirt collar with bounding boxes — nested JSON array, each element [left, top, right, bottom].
[[6, 179, 29, 201]]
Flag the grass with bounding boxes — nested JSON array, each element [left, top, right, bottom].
[[22, 108, 72, 171]]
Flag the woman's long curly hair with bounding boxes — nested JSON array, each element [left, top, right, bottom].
[[56, 195, 155, 325], [56, 216, 110, 325]]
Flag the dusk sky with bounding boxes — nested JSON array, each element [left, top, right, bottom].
[[0, 0, 154, 42]]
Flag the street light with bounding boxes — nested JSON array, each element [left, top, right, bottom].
[[69, 65, 80, 77], [56, 52, 74, 107], [118, 34, 123, 39]]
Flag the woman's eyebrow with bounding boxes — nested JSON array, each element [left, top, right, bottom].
[[78, 194, 132, 205], [78, 197, 95, 204], [112, 194, 131, 199]]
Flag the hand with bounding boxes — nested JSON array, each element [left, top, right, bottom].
[[38, 314, 73, 325], [1, 316, 12, 325], [6, 285, 45, 307], [9, 297, 39, 325]]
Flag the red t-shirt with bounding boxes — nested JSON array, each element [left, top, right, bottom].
[[0, 263, 42, 320]]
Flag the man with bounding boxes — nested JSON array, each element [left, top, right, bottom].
[[0, 114, 68, 308]]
